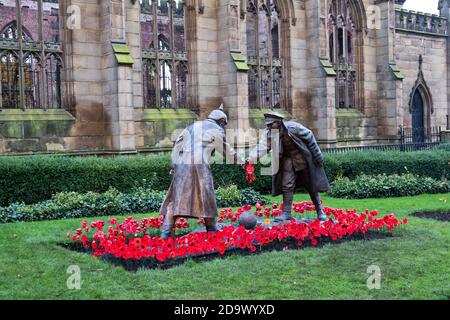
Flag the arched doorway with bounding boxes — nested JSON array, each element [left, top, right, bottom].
[[408, 55, 433, 144], [411, 90, 424, 143]]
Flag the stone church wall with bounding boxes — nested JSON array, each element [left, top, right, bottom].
[[395, 31, 448, 129], [0, 0, 448, 155]]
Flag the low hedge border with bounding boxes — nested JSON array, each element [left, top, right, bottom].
[[0, 186, 269, 224], [0, 148, 448, 206], [329, 174, 449, 199]]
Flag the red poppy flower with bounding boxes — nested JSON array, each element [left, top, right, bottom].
[[245, 164, 256, 184], [68, 202, 405, 263]]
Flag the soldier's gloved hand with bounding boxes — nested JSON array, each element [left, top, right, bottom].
[[241, 158, 249, 169]]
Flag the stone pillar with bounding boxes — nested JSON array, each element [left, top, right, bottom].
[[376, 0, 399, 142], [189, 0, 250, 147], [362, 0, 379, 141], [126, 0, 144, 111], [65, 0, 106, 151], [101, 0, 136, 153], [194, 0, 221, 117], [301, 0, 336, 147], [439, 0, 450, 130], [216, 0, 250, 146], [289, 3, 307, 121]]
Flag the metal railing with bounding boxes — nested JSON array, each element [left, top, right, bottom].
[[323, 127, 442, 154]]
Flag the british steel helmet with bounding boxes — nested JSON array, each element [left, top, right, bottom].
[[263, 112, 285, 125]]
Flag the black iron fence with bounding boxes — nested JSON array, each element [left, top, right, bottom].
[[399, 126, 441, 143], [323, 127, 442, 154], [398, 126, 442, 152]]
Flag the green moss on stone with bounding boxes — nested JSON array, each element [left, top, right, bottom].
[[0, 109, 75, 122], [141, 109, 198, 148], [0, 122, 23, 139], [142, 109, 198, 121], [24, 121, 47, 138], [0, 110, 75, 152], [336, 109, 364, 141]]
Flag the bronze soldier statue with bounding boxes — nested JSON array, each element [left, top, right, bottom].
[[247, 112, 330, 222], [159, 105, 244, 239]]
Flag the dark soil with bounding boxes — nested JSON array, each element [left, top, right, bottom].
[[60, 230, 394, 272], [411, 211, 450, 222]]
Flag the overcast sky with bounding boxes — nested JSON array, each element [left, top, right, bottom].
[[403, 0, 440, 14]]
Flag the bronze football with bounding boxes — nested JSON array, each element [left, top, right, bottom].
[[238, 211, 258, 230]]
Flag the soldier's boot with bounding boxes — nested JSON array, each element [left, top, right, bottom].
[[204, 218, 217, 233], [274, 191, 294, 222], [310, 192, 327, 222], [160, 215, 175, 240]]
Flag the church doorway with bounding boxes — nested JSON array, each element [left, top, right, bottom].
[[411, 90, 425, 143]]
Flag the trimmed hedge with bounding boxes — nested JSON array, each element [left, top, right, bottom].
[[328, 150, 450, 181], [329, 174, 449, 199], [0, 186, 268, 224], [435, 143, 450, 151], [0, 149, 448, 206], [0, 155, 172, 206]]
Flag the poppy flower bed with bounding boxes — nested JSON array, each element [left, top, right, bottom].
[[65, 202, 407, 271]]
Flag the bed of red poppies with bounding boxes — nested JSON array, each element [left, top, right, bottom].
[[66, 201, 407, 268]]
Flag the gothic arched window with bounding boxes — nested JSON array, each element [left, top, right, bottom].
[[1, 22, 32, 41], [0, 1, 63, 110], [328, 0, 361, 109], [246, 0, 282, 109], [141, 0, 188, 109]]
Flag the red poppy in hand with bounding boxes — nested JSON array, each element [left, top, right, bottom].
[[245, 164, 256, 184]]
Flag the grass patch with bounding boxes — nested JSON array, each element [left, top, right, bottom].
[[0, 193, 449, 300]]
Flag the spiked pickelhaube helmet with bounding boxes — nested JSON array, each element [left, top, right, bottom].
[[208, 104, 228, 125]]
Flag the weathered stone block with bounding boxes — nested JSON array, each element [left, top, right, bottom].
[[0, 120, 22, 138]]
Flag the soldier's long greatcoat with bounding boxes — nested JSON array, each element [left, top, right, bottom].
[[249, 120, 330, 196], [160, 119, 240, 219]]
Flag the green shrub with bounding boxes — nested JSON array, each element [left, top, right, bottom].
[[0, 186, 268, 224], [328, 174, 449, 199], [329, 150, 449, 181], [215, 185, 269, 208], [239, 188, 269, 206], [434, 143, 450, 152], [0, 155, 172, 206], [0, 148, 448, 206], [0, 187, 167, 223], [215, 185, 241, 208]]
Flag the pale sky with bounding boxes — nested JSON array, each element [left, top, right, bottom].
[[403, 0, 440, 15]]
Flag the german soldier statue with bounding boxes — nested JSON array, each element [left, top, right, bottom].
[[247, 112, 330, 222], [159, 105, 244, 239]]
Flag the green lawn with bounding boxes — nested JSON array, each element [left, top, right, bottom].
[[0, 193, 449, 300]]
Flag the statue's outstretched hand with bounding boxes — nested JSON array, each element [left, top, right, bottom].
[[242, 158, 250, 169]]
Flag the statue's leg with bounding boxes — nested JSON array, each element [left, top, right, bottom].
[[161, 214, 175, 240], [309, 192, 327, 221], [275, 158, 295, 222], [204, 218, 217, 233], [281, 190, 294, 220]]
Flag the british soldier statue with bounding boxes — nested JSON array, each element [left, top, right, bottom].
[[247, 112, 330, 222]]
